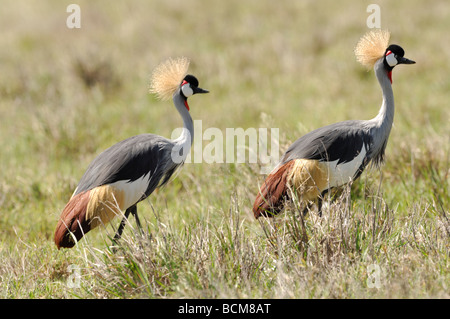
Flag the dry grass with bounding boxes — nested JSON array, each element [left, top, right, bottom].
[[64, 184, 448, 299]]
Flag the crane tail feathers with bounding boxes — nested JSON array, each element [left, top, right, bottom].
[[54, 191, 91, 249], [54, 185, 125, 249], [253, 161, 295, 218]]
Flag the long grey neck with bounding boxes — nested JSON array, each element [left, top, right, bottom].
[[171, 91, 194, 164], [366, 58, 395, 165], [372, 59, 395, 129]]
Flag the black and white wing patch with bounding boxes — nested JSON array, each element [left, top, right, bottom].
[[281, 121, 372, 187], [74, 134, 171, 196]]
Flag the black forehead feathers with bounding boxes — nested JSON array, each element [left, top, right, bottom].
[[183, 74, 199, 88], [386, 44, 405, 57]]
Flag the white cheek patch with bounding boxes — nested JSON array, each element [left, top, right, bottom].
[[386, 52, 398, 67], [181, 83, 194, 97]]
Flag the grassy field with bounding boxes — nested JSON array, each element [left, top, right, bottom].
[[0, 0, 448, 299]]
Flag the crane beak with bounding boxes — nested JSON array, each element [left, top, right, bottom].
[[193, 87, 209, 94], [398, 57, 416, 65]]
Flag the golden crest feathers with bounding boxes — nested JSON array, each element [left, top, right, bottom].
[[149, 57, 190, 101], [355, 29, 390, 69]]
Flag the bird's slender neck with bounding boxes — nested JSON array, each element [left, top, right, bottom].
[[372, 59, 394, 129], [172, 91, 194, 154], [365, 58, 395, 166]]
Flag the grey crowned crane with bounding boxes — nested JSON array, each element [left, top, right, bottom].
[[253, 30, 415, 218], [54, 57, 208, 249]]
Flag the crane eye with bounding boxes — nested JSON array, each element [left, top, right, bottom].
[[385, 51, 398, 67], [181, 83, 194, 97]]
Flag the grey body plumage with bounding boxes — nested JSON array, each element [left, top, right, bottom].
[[74, 134, 181, 201]]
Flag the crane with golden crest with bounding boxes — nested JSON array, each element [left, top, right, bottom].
[[54, 57, 208, 249], [253, 30, 415, 218]]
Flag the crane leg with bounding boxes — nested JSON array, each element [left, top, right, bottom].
[[317, 190, 328, 217], [302, 205, 310, 216], [113, 204, 142, 242], [113, 207, 131, 242], [318, 198, 323, 217], [129, 205, 143, 235]]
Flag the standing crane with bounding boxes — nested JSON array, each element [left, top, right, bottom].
[[253, 30, 415, 218], [54, 57, 208, 249]]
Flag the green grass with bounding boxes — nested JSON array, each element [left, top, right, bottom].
[[0, 0, 449, 298]]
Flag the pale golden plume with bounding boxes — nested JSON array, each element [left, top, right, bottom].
[[355, 29, 390, 69], [149, 57, 190, 101]]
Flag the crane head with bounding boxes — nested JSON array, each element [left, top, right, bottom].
[[354, 30, 415, 84], [149, 57, 208, 111], [180, 74, 209, 111], [383, 44, 415, 83]]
